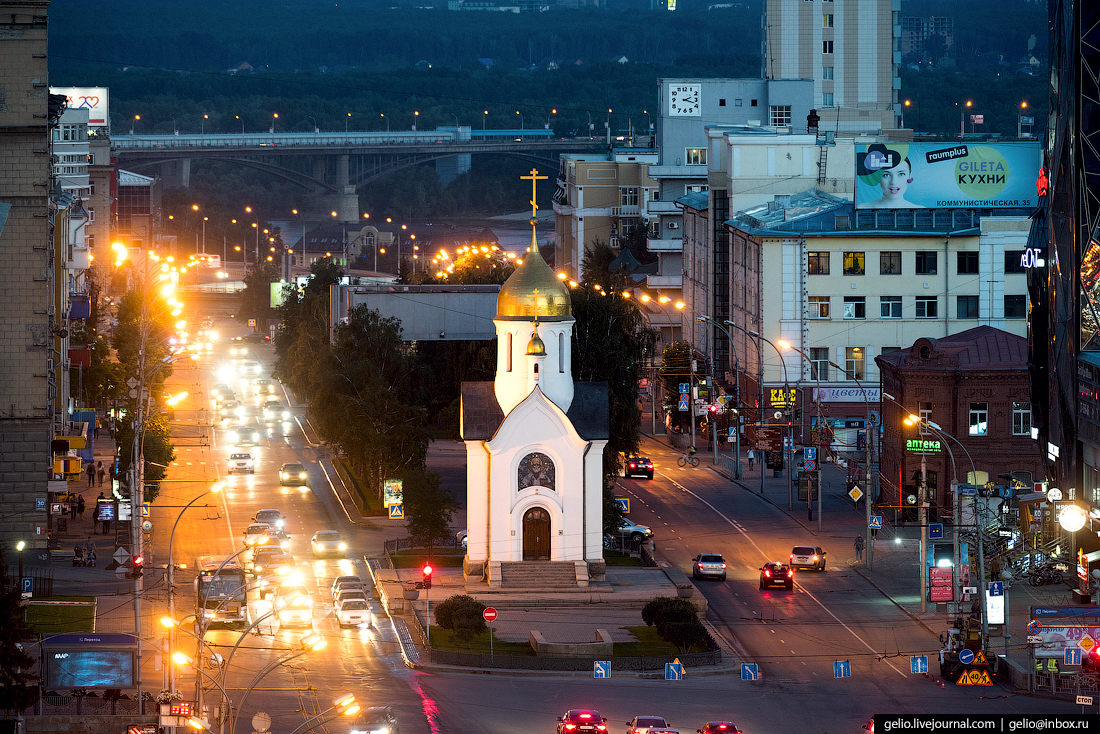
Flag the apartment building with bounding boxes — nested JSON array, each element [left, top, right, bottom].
[[764, 0, 900, 133]]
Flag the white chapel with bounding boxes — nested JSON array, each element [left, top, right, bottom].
[[460, 228, 608, 587]]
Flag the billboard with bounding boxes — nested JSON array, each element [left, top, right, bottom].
[[49, 87, 110, 129], [46, 650, 134, 687], [855, 142, 1041, 210]]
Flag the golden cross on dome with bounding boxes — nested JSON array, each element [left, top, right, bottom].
[[521, 168, 547, 220]]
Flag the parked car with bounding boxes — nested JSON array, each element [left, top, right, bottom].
[[627, 716, 669, 734], [331, 575, 364, 597], [614, 518, 653, 542], [759, 561, 794, 590], [334, 597, 372, 627], [789, 545, 827, 571], [557, 710, 608, 734], [697, 723, 742, 734], [625, 457, 654, 479], [227, 452, 254, 475], [692, 554, 727, 581], [310, 530, 346, 557], [280, 462, 307, 486]]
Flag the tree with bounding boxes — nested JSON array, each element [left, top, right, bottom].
[[433, 594, 487, 647], [402, 469, 458, 548], [237, 260, 281, 328], [0, 547, 39, 712], [115, 412, 176, 503], [659, 340, 693, 432], [273, 259, 344, 402], [641, 596, 707, 653]]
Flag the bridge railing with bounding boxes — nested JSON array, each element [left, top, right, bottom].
[[112, 128, 557, 150]]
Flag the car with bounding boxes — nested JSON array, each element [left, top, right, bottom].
[[789, 545, 827, 571], [263, 401, 291, 422], [242, 523, 272, 546], [211, 383, 231, 401], [240, 333, 270, 344], [614, 518, 654, 542], [248, 545, 283, 575], [334, 597, 372, 627], [557, 710, 608, 734], [625, 457, 654, 479], [229, 345, 249, 358], [692, 554, 727, 581], [358, 707, 399, 734], [255, 378, 276, 394], [239, 359, 261, 377], [331, 575, 364, 597], [697, 723, 742, 734], [267, 528, 291, 551], [280, 462, 307, 486], [254, 509, 286, 529], [334, 587, 368, 606], [310, 530, 346, 557], [275, 585, 313, 626], [227, 452, 254, 474], [760, 561, 794, 590], [627, 716, 669, 734], [227, 423, 260, 446], [220, 400, 243, 419]]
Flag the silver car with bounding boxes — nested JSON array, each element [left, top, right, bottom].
[[692, 553, 727, 581], [789, 545, 827, 571], [310, 530, 346, 557]]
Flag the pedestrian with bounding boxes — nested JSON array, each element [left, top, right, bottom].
[[97, 461, 105, 487], [85, 462, 95, 487], [854, 533, 865, 562], [747, 449, 755, 471], [94, 418, 100, 439], [77, 494, 86, 520]]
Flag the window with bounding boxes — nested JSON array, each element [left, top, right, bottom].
[[957, 295, 979, 319], [823, 66, 834, 80], [751, 99, 758, 107], [809, 296, 831, 319], [719, 99, 726, 107], [770, 106, 792, 127], [845, 347, 865, 380], [822, 93, 834, 107], [823, 40, 834, 54], [957, 251, 979, 274], [620, 187, 639, 206], [1005, 294, 1027, 319], [810, 348, 830, 381], [559, 333, 565, 372], [506, 333, 512, 372], [915, 251, 937, 275], [843, 251, 865, 275], [880, 296, 902, 318], [1013, 402, 1032, 436], [880, 251, 901, 274], [1005, 250, 1026, 274], [735, 99, 743, 107], [808, 251, 830, 274], [823, 13, 833, 26], [87, 208, 94, 222], [686, 148, 707, 165], [843, 297, 866, 319], [881, 346, 900, 355], [969, 403, 988, 436], [915, 297, 938, 318], [918, 401, 933, 436]]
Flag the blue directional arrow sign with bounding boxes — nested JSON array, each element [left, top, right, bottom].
[[869, 516, 883, 529], [805, 447, 816, 461], [679, 383, 690, 394], [594, 661, 611, 678], [988, 581, 1004, 597], [615, 498, 630, 513], [389, 504, 404, 520], [910, 655, 928, 674], [741, 663, 759, 681], [1066, 648, 1083, 666], [678, 400, 689, 411], [958, 649, 975, 665], [834, 660, 851, 678], [928, 523, 944, 540], [665, 661, 684, 680]]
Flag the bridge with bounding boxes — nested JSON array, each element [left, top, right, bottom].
[[112, 127, 606, 221]]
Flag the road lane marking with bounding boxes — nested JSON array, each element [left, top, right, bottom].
[[664, 475, 908, 678]]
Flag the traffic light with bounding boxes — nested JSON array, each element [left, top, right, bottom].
[[421, 563, 432, 589], [130, 555, 144, 578]]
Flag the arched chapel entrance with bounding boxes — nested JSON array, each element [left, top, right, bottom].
[[522, 507, 551, 560]]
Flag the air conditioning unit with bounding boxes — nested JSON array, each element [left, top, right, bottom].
[[668, 221, 680, 230], [610, 226, 618, 236]]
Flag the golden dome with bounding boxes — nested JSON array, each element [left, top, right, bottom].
[[526, 330, 546, 356], [496, 236, 571, 322]]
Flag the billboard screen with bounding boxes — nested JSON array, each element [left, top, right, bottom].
[[49, 87, 110, 128], [46, 650, 134, 687], [854, 142, 1041, 210]]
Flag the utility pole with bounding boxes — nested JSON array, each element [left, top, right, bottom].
[[920, 449, 928, 614]]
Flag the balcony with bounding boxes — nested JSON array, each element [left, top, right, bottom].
[[646, 274, 683, 289], [66, 244, 90, 271], [611, 205, 641, 218], [648, 238, 683, 253], [647, 200, 680, 215], [647, 164, 707, 179]]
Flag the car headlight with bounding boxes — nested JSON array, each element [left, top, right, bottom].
[[298, 472, 306, 480], [338, 543, 347, 551]]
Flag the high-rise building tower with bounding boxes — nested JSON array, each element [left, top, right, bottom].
[[764, 0, 900, 133]]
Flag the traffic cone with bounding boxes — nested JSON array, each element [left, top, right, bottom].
[[941, 681, 945, 689]]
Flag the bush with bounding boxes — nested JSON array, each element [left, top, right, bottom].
[[641, 596, 706, 652], [642, 596, 695, 627], [433, 594, 487, 648]]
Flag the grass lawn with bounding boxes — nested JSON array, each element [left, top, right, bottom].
[[425, 623, 700, 657], [24, 596, 95, 634], [390, 549, 465, 569], [603, 553, 644, 567]]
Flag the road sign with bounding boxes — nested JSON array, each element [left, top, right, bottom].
[[248, 318, 257, 328], [972, 650, 988, 665], [1028, 620, 1042, 635], [615, 498, 630, 513], [21, 577, 32, 599], [1028, 635, 1044, 644], [805, 459, 816, 472], [594, 661, 611, 678], [483, 607, 498, 622], [834, 660, 851, 678], [958, 649, 975, 665], [988, 581, 1004, 597], [252, 712, 272, 733], [741, 663, 759, 681], [910, 656, 928, 674], [959, 484, 978, 497], [389, 504, 404, 520], [848, 486, 863, 503], [805, 447, 816, 461], [1078, 695, 1094, 706], [665, 660, 684, 680], [869, 516, 883, 529], [142, 503, 150, 518], [1081, 635, 1097, 653], [1065, 648, 1083, 666], [928, 523, 944, 540], [679, 383, 690, 394], [957, 668, 993, 685], [678, 400, 689, 411], [36, 497, 46, 511]]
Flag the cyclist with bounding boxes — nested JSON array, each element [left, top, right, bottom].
[[688, 445, 697, 458]]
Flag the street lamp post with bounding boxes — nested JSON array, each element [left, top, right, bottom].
[[201, 114, 208, 138], [235, 115, 244, 137], [381, 113, 389, 132], [697, 315, 741, 478], [721, 320, 774, 497], [229, 634, 327, 734], [483, 110, 488, 130]]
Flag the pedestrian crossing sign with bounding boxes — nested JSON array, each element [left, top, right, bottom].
[[869, 516, 882, 529], [615, 498, 630, 513], [389, 504, 404, 520], [678, 400, 689, 411]]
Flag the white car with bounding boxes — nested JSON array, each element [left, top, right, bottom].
[[331, 575, 364, 597], [263, 401, 291, 422], [242, 523, 272, 546], [227, 452, 254, 474], [227, 424, 260, 446], [334, 597, 372, 628], [275, 585, 313, 627], [310, 530, 346, 557]]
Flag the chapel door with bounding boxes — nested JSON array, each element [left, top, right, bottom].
[[522, 507, 550, 561]]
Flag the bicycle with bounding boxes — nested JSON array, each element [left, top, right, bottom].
[[1029, 563, 1065, 587], [677, 453, 700, 468]]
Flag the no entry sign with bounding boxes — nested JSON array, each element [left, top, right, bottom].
[[483, 607, 498, 622]]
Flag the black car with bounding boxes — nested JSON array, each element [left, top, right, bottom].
[[238, 333, 270, 344], [759, 562, 794, 590], [557, 710, 608, 734], [625, 457, 654, 479], [698, 724, 743, 734]]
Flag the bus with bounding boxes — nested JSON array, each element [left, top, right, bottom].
[[194, 557, 248, 626], [190, 253, 222, 269]]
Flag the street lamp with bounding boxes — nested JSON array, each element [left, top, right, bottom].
[[413, 110, 419, 131], [15, 540, 24, 588], [307, 116, 318, 134], [229, 633, 327, 734], [346, 112, 352, 138], [696, 315, 742, 478], [235, 115, 244, 136], [201, 114, 208, 137], [546, 108, 557, 130], [380, 113, 389, 132], [483, 110, 488, 130], [957, 100, 972, 137], [516, 110, 524, 131], [902, 99, 911, 130], [287, 694, 360, 734]]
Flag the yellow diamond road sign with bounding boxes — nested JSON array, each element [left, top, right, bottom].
[[848, 486, 863, 503], [1080, 635, 1096, 653]]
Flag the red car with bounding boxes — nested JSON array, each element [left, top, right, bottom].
[[557, 710, 608, 734]]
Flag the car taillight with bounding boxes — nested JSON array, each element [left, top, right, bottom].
[[721, 563, 726, 568], [764, 569, 771, 577], [787, 570, 794, 578], [698, 562, 704, 568], [812, 555, 819, 561], [579, 715, 592, 720], [596, 726, 606, 732], [565, 725, 577, 731]]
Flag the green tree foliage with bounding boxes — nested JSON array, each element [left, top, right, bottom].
[[237, 260, 282, 327], [641, 595, 707, 653], [273, 259, 344, 401], [110, 288, 174, 388], [0, 548, 41, 712], [115, 413, 176, 502], [659, 340, 693, 431], [402, 468, 458, 548], [433, 594, 487, 647], [69, 336, 125, 409]]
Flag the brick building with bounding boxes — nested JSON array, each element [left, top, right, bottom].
[[875, 326, 1044, 521]]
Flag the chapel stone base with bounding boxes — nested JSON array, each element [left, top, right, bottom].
[[464, 557, 606, 590]]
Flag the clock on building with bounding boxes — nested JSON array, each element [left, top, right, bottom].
[[668, 84, 701, 117]]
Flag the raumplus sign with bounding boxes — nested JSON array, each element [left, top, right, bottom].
[[906, 438, 942, 453]]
